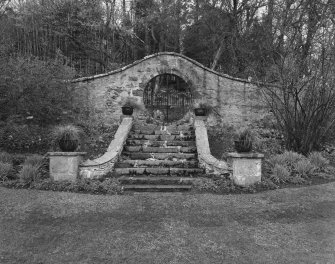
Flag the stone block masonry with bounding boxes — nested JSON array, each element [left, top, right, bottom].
[[49, 152, 86, 182], [71, 52, 270, 127], [227, 152, 264, 187]]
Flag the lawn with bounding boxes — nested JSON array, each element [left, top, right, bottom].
[[1, 183, 335, 264]]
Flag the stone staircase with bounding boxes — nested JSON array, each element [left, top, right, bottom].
[[114, 122, 204, 191]]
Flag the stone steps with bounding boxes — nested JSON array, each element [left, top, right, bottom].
[[115, 160, 198, 168], [132, 124, 194, 132], [114, 167, 204, 176], [122, 152, 197, 160], [126, 140, 196, 147], [127, 134, 195, 141], [119, 176, 195, 185], [124, 146, 196, 153], [133, 130, 194, 136], [123, 184, 192, 192], [114, 121, 199, 191]]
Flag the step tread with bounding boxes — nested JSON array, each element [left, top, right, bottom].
[[126, 140, 196, 147], [124, 146, 197, 153], [119, 176, 196, 184], [122, 152, 197, 160], [123, 184, 192, 189], [128, 134, 195, 141], [115, 160, 198, 167], [114, 167, 204, 175]]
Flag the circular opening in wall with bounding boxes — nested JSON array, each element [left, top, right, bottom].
[[143, 74, 193, 123]]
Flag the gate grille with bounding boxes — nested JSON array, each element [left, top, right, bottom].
[[143, 74, 193, 122]]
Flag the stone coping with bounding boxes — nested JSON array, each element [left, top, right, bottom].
[[194, 118, 228, 174], [80, 117, 133, 167], [227, 152, 264, 159], [48, 152, 87, 157], [71, 52, 274, 87]]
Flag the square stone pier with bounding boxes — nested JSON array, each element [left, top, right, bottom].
[[227, 152, 264, 187], [48, 152, 87, 182]]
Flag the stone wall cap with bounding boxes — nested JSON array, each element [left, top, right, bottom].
[[227, 152, 264, 158], [48, 152, 87, 156]]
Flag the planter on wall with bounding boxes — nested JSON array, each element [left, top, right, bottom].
[[227, 152, 264, 187], [194, 108, 207, 116], [234, 140, 252, 153], [59, 139, 78, 152], [122, 106, 134, 115]]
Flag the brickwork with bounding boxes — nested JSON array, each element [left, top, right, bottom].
[[72, 52, 269, 127]]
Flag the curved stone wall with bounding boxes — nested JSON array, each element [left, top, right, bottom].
[[72, 52, 269, 126], [79, 117, 133, 179]]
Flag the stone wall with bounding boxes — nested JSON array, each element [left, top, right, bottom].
[[72, 52, 269, 127]]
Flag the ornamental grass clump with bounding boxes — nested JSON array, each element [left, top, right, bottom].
[[0, 152, 13, 182], [52, 124, 82, 152], [295, 159, 315, 177], [269, 151, 314, 183], [308, 152, 329, 171], [19, 164, 41, 185], [271, 164, 291, 183], [0, 162, 13, 182], [19, 155, 46, 185]]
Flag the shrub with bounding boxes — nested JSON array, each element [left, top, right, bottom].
[[0, 123, 50, 153], [19, 164, 42, 185], [308, 152, 329, 171], [271, 164, 290, 183], [0, 152, 12, 164], [0, 55, 76, 125], [0, 162, 13, 182]]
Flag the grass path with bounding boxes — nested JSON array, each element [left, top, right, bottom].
[[1, 184, 335, 264]]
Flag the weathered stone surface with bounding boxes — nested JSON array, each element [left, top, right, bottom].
[[49, 152, 86, 182], [126, 139, 196, 147], [146, 168, 170, 175], [227, 152, 264, 187], [125, 146, 142, 152], [142, 147, 179, 153], [194, 118, 229, 175], [79, 117, 133, 179], [126, 152, 196, 160], [72, 52, 270, 127]]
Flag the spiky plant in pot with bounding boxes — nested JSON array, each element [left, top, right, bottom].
[[234, 129, 253, 153], [121, 97, 145, 115], [52, 125, 82, 152]]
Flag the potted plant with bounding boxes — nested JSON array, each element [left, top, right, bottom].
[[193, 100, 214, 116], [52, 124, 82, 152], [121, 96, 145, 115], [234, 128, 253, 153]]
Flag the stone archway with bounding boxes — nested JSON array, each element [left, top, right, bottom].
[[143, 73, 193, 122]]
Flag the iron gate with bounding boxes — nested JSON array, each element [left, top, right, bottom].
[[143, 74, 193, 122]]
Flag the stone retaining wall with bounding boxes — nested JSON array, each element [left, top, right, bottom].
[[194, 118, 229, 175], [79, 117, 133, 179], [72, 52, 270, 127]]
